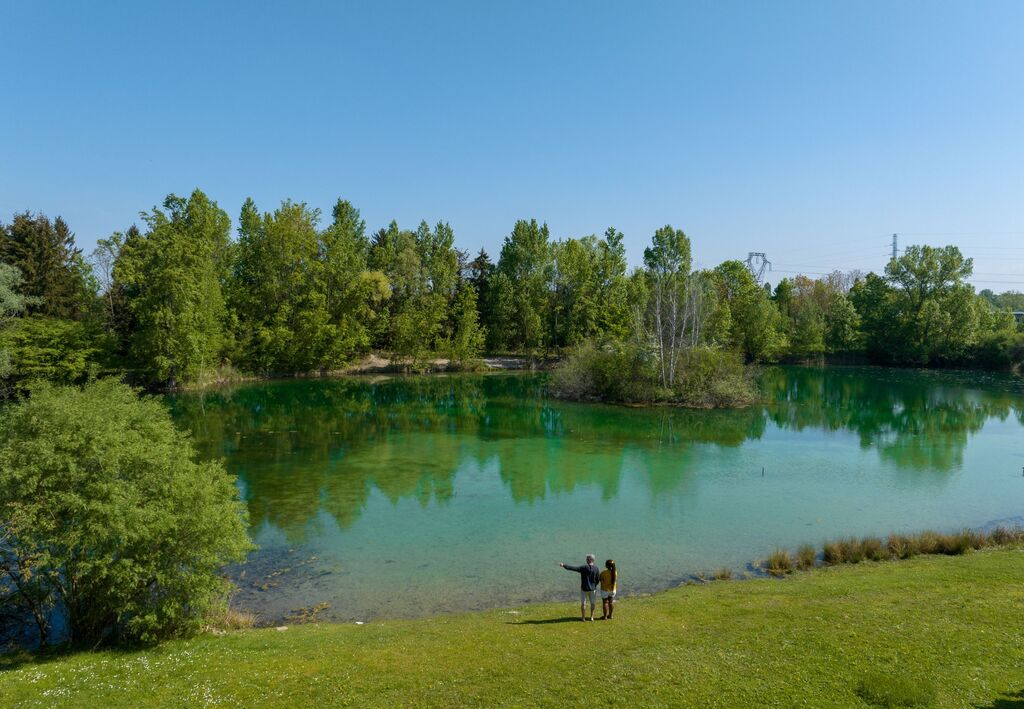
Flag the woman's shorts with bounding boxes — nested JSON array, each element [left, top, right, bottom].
[[601, 590, 617, 600]]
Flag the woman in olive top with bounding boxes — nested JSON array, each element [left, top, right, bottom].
[[599, 559, 617, 619], [559, 554, 601, 621]]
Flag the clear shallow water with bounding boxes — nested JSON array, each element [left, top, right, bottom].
[[167, 367, 1024, 622]]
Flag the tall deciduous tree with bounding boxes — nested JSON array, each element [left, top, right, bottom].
[[642, 225, 709, 387], [884, 245, 977, 363], [115, 190, 231, 386], [448, 283, 486, 369], [493, 219, 553, 352], [710, 260, 787, 362]]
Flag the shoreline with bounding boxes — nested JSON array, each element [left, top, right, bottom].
[[230, 518, 1024, 628]]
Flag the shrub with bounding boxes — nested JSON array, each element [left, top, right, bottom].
[[671, 347, 758, 408], [855, 671, 936, 707], [796, 544, 816, 570], [549, 342, 756, 408], [0, 379, 254, 646], [713, 567, 733, 581], [549, 341, 659, 403], [765, 549, 794, 576]]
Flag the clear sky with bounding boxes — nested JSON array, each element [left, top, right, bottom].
[[2, 1, 1022, 289]]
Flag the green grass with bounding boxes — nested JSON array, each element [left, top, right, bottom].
[[4, 550, 1024, 707]]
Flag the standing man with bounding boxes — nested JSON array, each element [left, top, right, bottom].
[[559, 554, 601, 621]]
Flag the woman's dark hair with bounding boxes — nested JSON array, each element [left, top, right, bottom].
[[605, 559, 616, 589]]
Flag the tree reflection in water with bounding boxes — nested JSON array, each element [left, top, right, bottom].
[[167, 368, 1024, 541]]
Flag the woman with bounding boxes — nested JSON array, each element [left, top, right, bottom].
[[599, 559, 617, 619]]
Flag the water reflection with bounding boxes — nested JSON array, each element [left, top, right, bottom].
[[167, 367, 1024, 542]]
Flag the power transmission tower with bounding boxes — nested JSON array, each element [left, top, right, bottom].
[[891, 233, 898, 261], [745, 252, 772, 284]]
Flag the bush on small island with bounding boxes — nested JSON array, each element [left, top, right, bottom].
[[549, 341, 757, 408], [0, 379, 254, 647]]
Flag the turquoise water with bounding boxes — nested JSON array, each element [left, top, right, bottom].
[[167, 367, 1024, 622]]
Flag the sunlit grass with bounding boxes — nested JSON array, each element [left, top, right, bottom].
[[5, 550, 1024, 706]]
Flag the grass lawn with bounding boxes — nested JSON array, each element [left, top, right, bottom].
[[3, 549, 1024, 707]]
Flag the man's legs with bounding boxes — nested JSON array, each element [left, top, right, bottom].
[[580, 591, 587, 621]]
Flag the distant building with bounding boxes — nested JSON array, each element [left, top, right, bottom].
[[1014, 311, 1024, 323]]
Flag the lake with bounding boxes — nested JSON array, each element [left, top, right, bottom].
[[167, 366, 1024, 623]]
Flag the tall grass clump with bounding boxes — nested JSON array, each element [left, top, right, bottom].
[[713, 567, 733, 581], [839, 537, 866, 564], [765, 549, 794, 576], [861, 537, 888, 561], [886, 534, 915, 560], [822, 540, 844, 565], [816, 526, 1024, 573], [796, 544, 816, 570], [989, 526, 1020, 545]]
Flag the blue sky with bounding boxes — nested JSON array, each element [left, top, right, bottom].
[[2, 1, 1022, 289]]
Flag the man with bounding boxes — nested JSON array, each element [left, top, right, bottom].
[[558, 554, 601, 621]]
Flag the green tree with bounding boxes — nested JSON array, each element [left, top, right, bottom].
[[551, 228, 630, 347], [321, 200, 386, 359], [0, 212, 93, 320], [493, 219, 553, 352], [0, 316, 107, 385], [368, 219, 458, 366], [0, 264, 32, 382], [230, 199, 329, 372], [883, 245, 977, 364], [710, 261, 787, 361], [642, 224, 695, 387], [0, 379, 252, 646], [448, 284, 486, 369], [115, 191, 231, 386]]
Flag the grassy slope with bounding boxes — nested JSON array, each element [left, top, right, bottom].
[[4, 550, 1024, 708]]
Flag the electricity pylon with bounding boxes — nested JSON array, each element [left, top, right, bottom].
[[745, 252, 772, 284]]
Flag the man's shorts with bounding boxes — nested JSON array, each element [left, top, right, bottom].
[[580, 589, 597, 606]]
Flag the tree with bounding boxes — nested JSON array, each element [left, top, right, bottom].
[[493, 219, 553, 352], [229, 198, 332, 372], [0, 316, 106, 385], [710, 260, 787, 362], [550, 228, 631, 347], [368, 219, 459, 366], [0, 212, 93, 320], [448, 284, 486, 369], [0, 264, 32, 382], [115, 190, 231, 386], [881, 245, 977, 364], [0, 379, 252, 646], [642, 224, 699, 387]]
